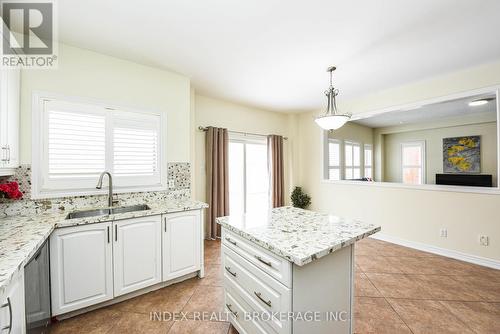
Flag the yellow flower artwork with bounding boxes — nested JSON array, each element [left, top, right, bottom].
[[443, 136, 480, 173]]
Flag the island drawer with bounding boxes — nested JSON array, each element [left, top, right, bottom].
[[223, 245, 292, 334], [222, 228, 292, 287], [225, 285, 272, 334]]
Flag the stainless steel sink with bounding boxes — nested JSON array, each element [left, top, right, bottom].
[[65, 204, 151, 219]]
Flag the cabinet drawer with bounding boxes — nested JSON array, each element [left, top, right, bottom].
[[225, 287, 270, 334], [222, 229, 292, 287], [223, 245, 291, 334]]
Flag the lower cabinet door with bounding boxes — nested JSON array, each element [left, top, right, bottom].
[[50, 222, 113, 315], [0, 271, 26, 334], [113, 215, 162, 296], [162, 210, 201, 281]]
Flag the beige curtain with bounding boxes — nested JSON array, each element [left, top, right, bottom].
[[268, 135, 285, 208], [206, 127, 229, 239]]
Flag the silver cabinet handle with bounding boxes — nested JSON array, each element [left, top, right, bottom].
[[0, 147, 7, 162], [1, 297, 12, 334], [115, 225, 118, 242], [107, 226, 110, 244], [254, 291, 272, 307], [225, 237, 237, 246], [164, 217, 167, 232], [225, 266, 237, 277], [226, 303, 238, 317], [255, 255, 272, 267]]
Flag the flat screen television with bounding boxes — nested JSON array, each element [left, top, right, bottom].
[[435, 174, 493, 187]]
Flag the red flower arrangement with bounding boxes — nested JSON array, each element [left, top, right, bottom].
[[0, 181, 23, 200]]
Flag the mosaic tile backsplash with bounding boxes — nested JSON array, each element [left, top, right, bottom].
[[0, 163, 191, 217]]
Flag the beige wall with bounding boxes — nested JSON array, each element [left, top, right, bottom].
[[20, 43, 192, 164], [297, 60, 500, 261], [193, 94, 296, 204], [382, 121, 498, 185]]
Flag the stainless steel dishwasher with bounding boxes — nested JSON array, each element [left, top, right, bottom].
[[24, 240, 51, 334]]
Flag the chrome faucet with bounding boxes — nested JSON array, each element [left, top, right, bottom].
[[96, 171, 116, 207]]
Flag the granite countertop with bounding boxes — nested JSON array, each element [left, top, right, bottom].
[[0, 199, 208, 294], [216, 206, 381, 266]]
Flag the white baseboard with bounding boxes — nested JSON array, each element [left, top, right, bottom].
[[370, 232, 500, 270]]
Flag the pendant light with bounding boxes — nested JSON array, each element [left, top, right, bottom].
[[315, 66, 351, 130]]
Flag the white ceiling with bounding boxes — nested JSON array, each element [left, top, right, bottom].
[[58, 0, 500, 112], [353, 93, 497, 128]]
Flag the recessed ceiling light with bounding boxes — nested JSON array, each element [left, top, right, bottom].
[[469, 99, 492, 107]]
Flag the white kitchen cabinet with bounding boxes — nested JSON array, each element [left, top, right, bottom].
[[0, 271, 26, 334], [0, 271, 25, 334], [50, 222, 113, 315], [162, 210, 202, 281], [0, 68, 20, 175], [113, 216, 162, 296]]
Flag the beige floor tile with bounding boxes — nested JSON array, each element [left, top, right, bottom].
[[450, 275, 500, 302], [388, 298, 475, 334], [49, 307, 122, 334], [354, 297, 411, 334], [389, 256, 451, 275], [197, 265, 223, 287], [365, 273, 434, 299], [205, 240, 222, 265], [412, 274, 483, 301], [182, 286, 225, 316], [108, 312, 173, 333], [112, 279, 197, 314], [168, 320, 230, 333], [441, 301, 500, 334], [356, 255, 404, 274], [355, 273, 382, 297]]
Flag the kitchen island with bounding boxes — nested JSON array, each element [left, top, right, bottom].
[[217, 206, 381, 334]]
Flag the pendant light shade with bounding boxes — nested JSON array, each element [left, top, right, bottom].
[[315, 66, 351, 130]]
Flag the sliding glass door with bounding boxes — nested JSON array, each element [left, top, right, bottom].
[[228, 135, 269, 215]]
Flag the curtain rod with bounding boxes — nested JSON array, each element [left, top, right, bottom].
[[198, 126, 288, 140]]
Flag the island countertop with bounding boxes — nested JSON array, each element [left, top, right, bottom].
[[216, 206, 381, 266]]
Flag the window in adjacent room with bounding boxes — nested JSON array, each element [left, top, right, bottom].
[[364, 144, 373, 179], [33, 94, 165, 198], [401, 141, 425, 184], [228, 134, 270, 216], [344, 141, 361, 180], [327, 139, 341, 181]]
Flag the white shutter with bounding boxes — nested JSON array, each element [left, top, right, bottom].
[[36, 97, 165, 197], [112, 111, 161, 186], [46, 101, 106, 179]]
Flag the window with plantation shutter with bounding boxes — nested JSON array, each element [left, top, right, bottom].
[[33, 95, 165, 198], [112, 111, 160, 185], [327, 139, 341, 180]]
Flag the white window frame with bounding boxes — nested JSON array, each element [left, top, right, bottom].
[[344, 140, 361, 180], [32, 91, 167, 199], [364, 144, 373, 178], [228, 133, 270, 214], [400, 141, 426, 185], [325, 139, 342, 181]]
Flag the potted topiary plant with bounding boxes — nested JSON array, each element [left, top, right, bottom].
[[291, 186, 311, 209]]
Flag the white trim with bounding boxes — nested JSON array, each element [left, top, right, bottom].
[[371, 232, 500, 270], [320, 86, 500, 194], [31, 91, 168, 199]]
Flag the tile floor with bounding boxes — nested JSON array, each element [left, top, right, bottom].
[[50, 237, 500, 333]]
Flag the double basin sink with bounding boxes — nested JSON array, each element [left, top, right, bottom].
[[65, 204, 151, 219]]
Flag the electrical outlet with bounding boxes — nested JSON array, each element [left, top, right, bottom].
[[479, 235, 489, 246], [440, 228, 447, 238], [168, 179, 175, 189]]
